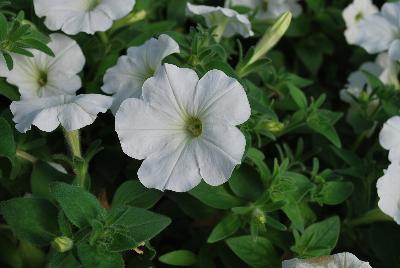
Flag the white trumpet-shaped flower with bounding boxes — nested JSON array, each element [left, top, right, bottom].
[[11, 94, 112, 133], [0, 34, 85, 100], [102, 34, 180, 114], [379, 116, 400, 163], [225, 0, 302, 20], [377, 163, 400, 224], [282, 252, 372, 268], [342, 0, 378, 44], [33, 0, 136, 35], [116, 64, 251, 192], [186, 3, 254, 38], [353, 2, 400, 61]]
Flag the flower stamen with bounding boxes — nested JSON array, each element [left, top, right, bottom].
[[185, 117, 202, 137]]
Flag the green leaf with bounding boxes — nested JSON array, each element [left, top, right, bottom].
[[287, 83, 308, 109], [189, 182, 243, 209], [105, 206, 171, 251], [10, 46, 33, 57], [307, 111, 342, 148], [50, 182, 102, 228], [0, 13, 8, 40], [77, 244, 124, 268], [208, 214, 241, 243], [245, 148, 271, 183], [0, 77, 19, 100], [0, 117, 16, 162], [18, 38, 54, 56], [229, 164, 263, 200], [0, 197, 58, 245], [112, 180, 163, 209], [226, 236, 279, 268], [2, 51, 13, 70], [47, 252, 80, 268], [159, 250, 197, 266], [291, 216, 340, 258], [314, 181, 353, 205]]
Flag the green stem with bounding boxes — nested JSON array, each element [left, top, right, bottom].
[[213, 20, 228, 43], [98, 32, 109, 45], [109, 10, 147, 35], [64, 130, 82, 158], [16, 150, 37, 163], [350, 208, 392, 227]]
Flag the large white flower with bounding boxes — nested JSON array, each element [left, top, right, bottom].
[[0, 34, 85, 100], [33, 0, 136, 35], [282, 252, 371, 268], [342, 0, 378, 44], [377, 163, 400, 224], [11, 94, 112, 133], [186, 3, 254, 39], [353, 2, 400, 61], [115, 64, 251, 192], [379, 116, 400, 163], [102, 34, 179, 114], [225, 0, 302, 20]]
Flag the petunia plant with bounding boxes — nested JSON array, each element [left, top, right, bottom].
[[0, 0, 400, 267]]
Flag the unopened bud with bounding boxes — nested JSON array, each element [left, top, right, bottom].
[[51, 236, 73, 253], [264, 120, 285, 133]]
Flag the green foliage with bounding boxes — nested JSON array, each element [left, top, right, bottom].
[[159, 250, 197, 266]]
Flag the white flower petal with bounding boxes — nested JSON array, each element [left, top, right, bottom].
[[283, 252, 372, 268], [142, 64, 199, 121], [388, 39, 400, 61], [10, 94, 112, 133], [186, 3, 253, 38], [195, 69, 250, 125], [381, 2, 400, 26], [138, 139, 202, 192], [379, 116, 400, 162], [197, 125, 246, 186], [342, 0, 378, 28], [115, 98, 184, 160], [102, 35, 179, 114], [33, 0, 135, 35], [377, 163, 400, 225]]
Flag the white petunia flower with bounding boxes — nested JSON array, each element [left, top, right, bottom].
[[342, 0, 378, 44], [282, 252, 372, 268], [33, 0, 136, 35], [115, 64, 251, 192], [353, 2, 400, 61], [379, 116, 400, 163], [0, 34, 85, 100], [11, 94, 112, 133], [102, 34, 180, 114], [225, 0, 302, 20], [377, 163, 400, 224], [186, 3, 254, 39]]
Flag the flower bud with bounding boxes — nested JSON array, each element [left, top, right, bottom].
[[264, 120, 285, 133], [51, 236, 74, 253]]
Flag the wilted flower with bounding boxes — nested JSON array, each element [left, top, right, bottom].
[[0, 34, 85, 100], [379, 116, 400, 163], [225, 0, 302, 20], [352, 2, 400, 61], [11, 94, 112, 133], [102, 34, 179, 114], [186, 3, 254, 40], [283, 252, 372, 268], [377, 162, 400, 224], [342, 0, 378, 44], [33, 0, 136, 35], [115, 64, 250, 192]]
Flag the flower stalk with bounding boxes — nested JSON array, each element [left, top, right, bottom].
[[64, 130, 82, 158]]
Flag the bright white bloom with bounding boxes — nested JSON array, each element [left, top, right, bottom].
[[115, 64, 250, 192], [11, 94, 112, 133], [379, 116, 400, 163], [353, 2, 400, 61], [102, 34, 180, 114], [225, 0, 302, 20], [0, 34, 85, 100], [33, 0, 136, 35], [377, 163, 400, 224], [186, 3, 254, 38], [282, 252, 371, 268], [342, 0, 378, 44]]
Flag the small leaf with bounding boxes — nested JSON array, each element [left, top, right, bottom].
[[2, 52, 13, 70], [208, 214, 241, 243], [18, 38, 54, 56], [190, 182, 243, 209], [77, 244, 124, 268], [287, 83, 308, 109], [314, 181, 353, 205], [0, 117, 16, 162], [159, 250, 197, 266], [307, 111, 342, 148], [0, 13, 8, 40]]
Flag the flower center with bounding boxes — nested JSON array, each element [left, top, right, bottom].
[[355, 12, 363, 22], [87, 0, 102, 11], [185, 117, 202, 138], [37, 71, 48, 87]]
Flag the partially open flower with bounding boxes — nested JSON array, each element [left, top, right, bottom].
[[342, 0, 378, 44], [115, 64, 250, 192], [225, 0, 302, 20], [352, 2, 400, 61], [102, 34, 179, 114], [186, 3, 254, 39], [33, 0, 136, 35], [11, 94, 112, 133], [379, 116, 400, 163], [0, 34, 85, 100], [283, 252, 371, 268], [377, 163, 400, 224]]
